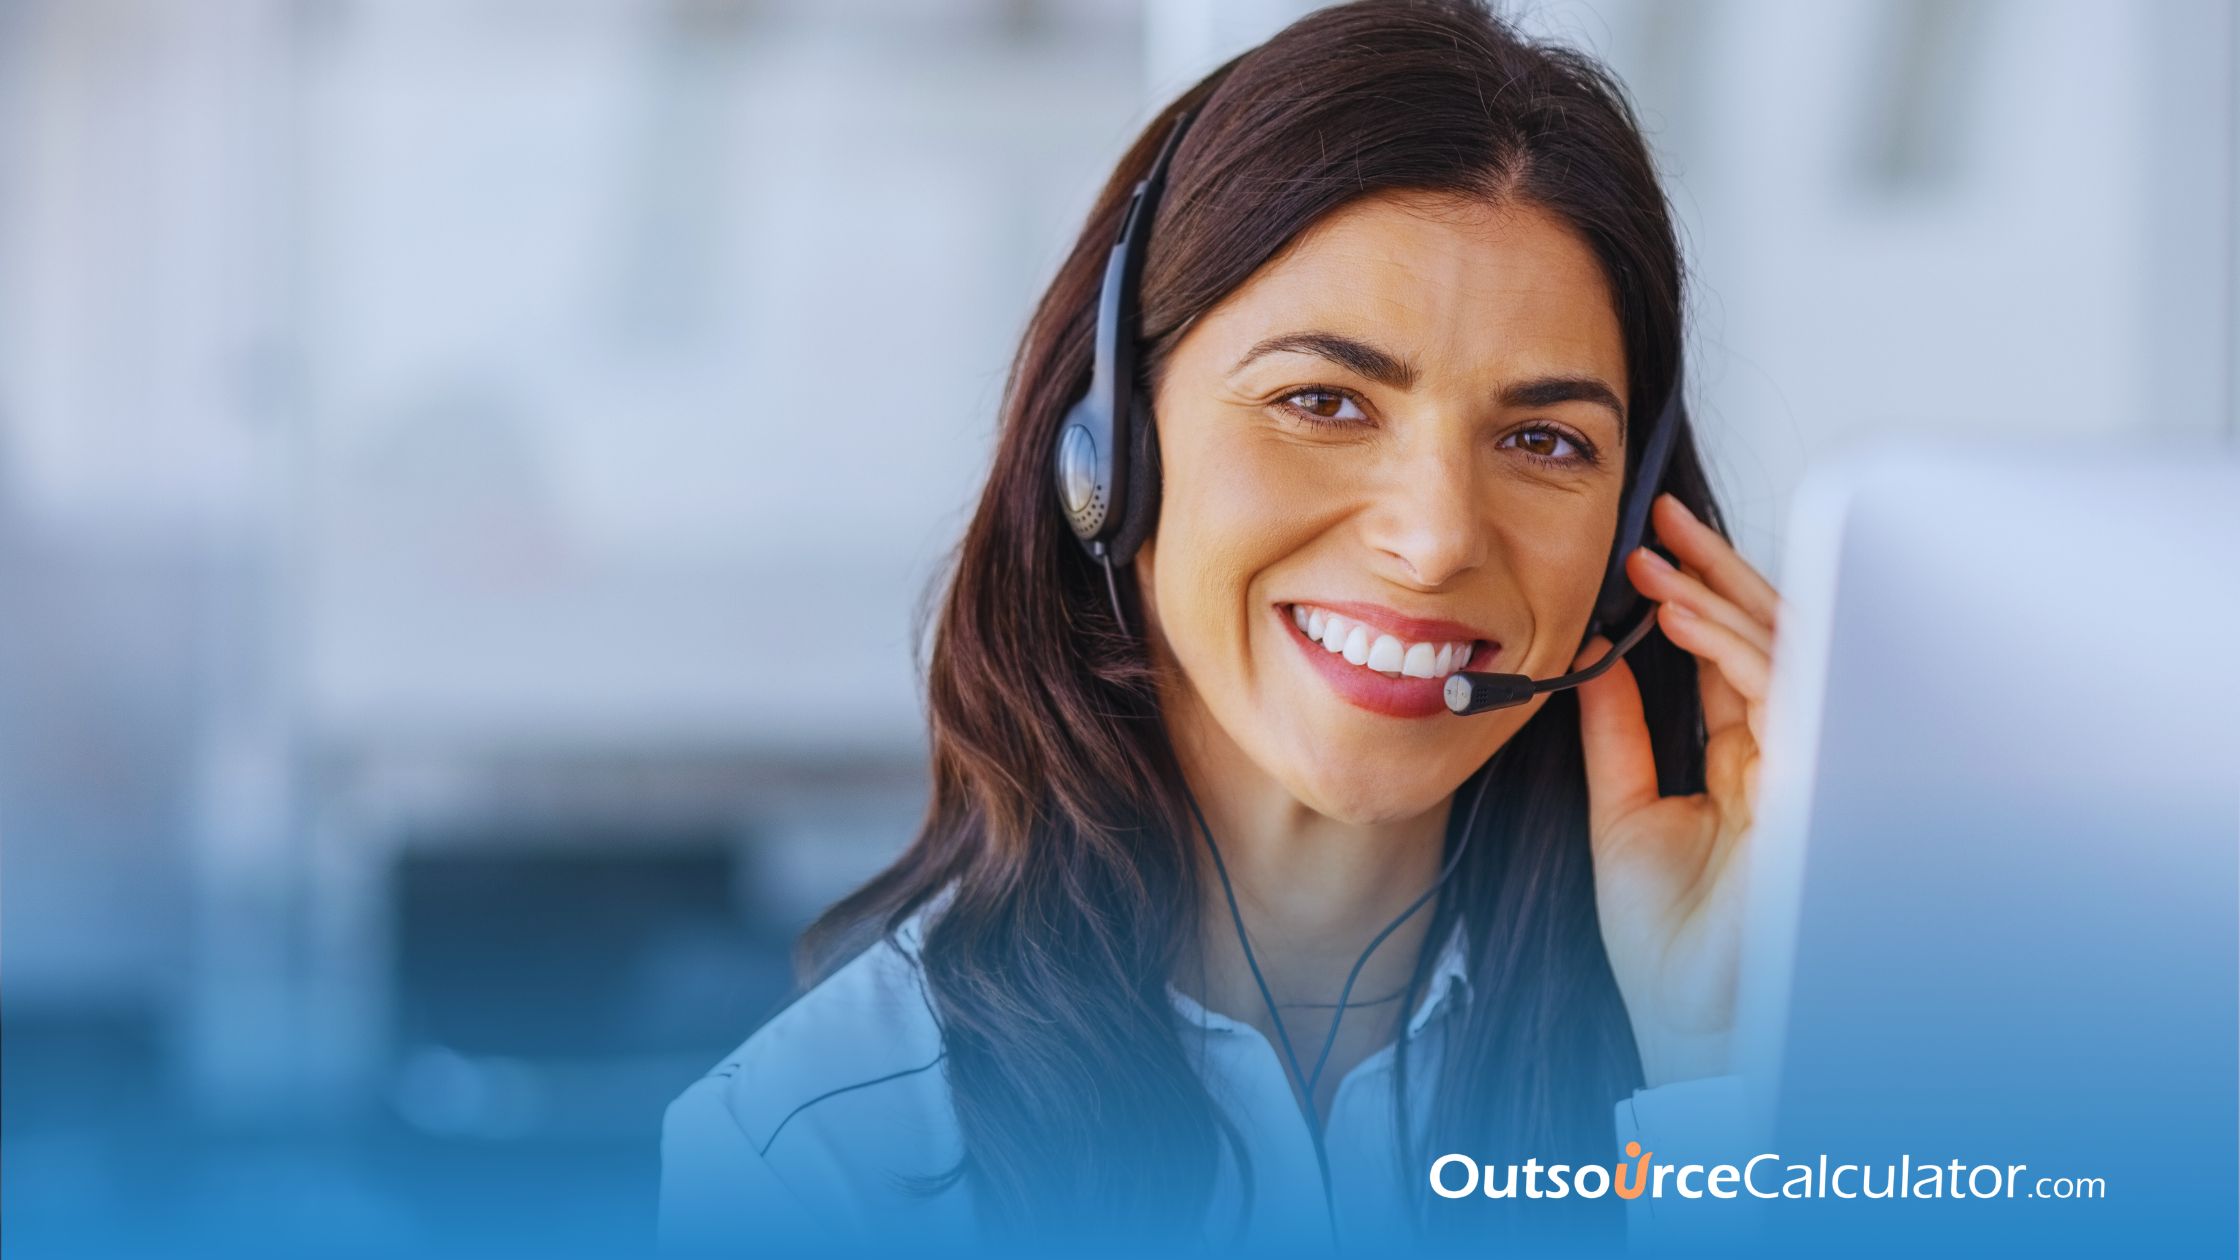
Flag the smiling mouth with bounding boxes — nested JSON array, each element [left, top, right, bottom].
[[1282, 603, 1486, 680]]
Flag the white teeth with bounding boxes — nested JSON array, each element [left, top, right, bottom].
[[1287, 604, 1478, 680], [1342, 625, 1370, 665], [1366, 634, 1404, 672], [1401, 642, 1437, 678]]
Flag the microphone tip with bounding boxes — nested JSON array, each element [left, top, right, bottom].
[[1445, 671, 1537, 716], [1442, 674, 1473, 714]]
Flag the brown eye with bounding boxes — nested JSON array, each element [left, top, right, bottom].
[[1278, 388, 1368, 424], [1501, 424, 1583, 462]]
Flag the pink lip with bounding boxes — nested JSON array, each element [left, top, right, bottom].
[[1275, 602, 1500, 720]]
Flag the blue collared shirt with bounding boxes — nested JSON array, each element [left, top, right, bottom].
[[659, 904, 1737, 1252]]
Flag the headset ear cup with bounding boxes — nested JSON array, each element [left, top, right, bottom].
[[1589, 542, 1671, 638], [1589, 376, 1688, 636], [1105, 396, 1162, 567], [1588, 577, 1631, 640]]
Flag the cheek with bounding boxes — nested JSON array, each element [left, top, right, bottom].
[[1501, 485, 1626, 662], [1148, 428, 1320, 672]]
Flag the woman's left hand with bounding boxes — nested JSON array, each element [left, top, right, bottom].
[[1575, 492, 1781, 1088]]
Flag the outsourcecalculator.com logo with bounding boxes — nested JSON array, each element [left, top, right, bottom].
[[1430, 1144, 2108, 1203]]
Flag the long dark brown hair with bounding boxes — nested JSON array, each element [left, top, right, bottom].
[[804, 0, 1722, 1247]]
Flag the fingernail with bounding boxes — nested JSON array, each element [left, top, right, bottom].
[[1635, 547, 1673, 573], [1662, 601, 1696, 621], [1660, 492, 1696, 520]]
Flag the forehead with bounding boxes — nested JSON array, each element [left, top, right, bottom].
[[1191, 191, 1627, 402]]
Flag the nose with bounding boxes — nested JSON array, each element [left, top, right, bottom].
[[1358, 439, 1487, 589]]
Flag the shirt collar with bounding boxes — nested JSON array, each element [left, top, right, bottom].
[[1167, 916, 1473, 1038], [1407, 914, 1473, 1035]]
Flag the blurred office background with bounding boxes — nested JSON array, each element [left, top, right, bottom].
[[3, 0, 2235, 1252]]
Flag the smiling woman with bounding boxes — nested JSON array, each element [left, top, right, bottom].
[[661, 1, 1774, 1254], [1144, 194, 1635, 805]]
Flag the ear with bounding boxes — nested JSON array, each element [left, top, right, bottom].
[[1105, 396, 1164, 566]]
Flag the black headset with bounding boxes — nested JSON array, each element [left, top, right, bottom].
[[1051, 114, 1193, 614], [1052, 109, 1686, 713]]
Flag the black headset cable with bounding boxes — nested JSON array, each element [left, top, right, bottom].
[[1179, 756, 1494, 1246]]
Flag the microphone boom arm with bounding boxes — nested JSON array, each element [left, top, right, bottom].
[[1442, 602, 1663, 717]]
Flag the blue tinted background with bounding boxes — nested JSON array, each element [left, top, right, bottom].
[[4, 1, 2237, 1256]]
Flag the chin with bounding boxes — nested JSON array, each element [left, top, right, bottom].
[[1279, 734, 1472, 827]]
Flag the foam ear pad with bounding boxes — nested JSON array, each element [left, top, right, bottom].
[[1104, 397, 1163, 566]]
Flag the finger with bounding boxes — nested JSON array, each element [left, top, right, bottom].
[[1657, 601, 1771, 707], [1665, 603, 1770, 750], [1652, 494, 1780, 628], [1572, 636, 1662, 836], [1627, 547, 1773, 655], [1703, 726, 1762, 896], [1703, 723, 1756, 818], [1696, 646, 1748, 737]]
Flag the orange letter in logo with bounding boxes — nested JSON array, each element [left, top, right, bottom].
[[1615, 1141, 1653, 1200]]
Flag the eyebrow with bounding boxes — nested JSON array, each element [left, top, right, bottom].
[[1230, 329, 1627, 428], [1499, 375, 1627, 426], [1231, 331, 1419, 390]]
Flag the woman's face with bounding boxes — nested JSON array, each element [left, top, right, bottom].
[[1137, 193, 1630, 825]]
